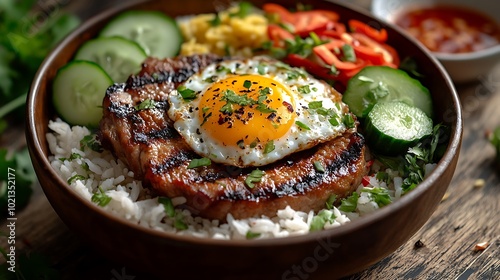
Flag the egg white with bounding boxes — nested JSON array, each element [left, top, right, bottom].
[[168, 56, 351, 167]]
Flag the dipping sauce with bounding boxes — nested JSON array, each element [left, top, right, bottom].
[[394, 5, 500, 53]]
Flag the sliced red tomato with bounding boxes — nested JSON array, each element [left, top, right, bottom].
[[348, 19, 388, 43], [262, 3, 295, 23], [268, 24, 294, 47], [313, 41, 365, 71]]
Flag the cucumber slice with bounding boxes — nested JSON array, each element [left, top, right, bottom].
[[342, 66, 433, 118], [52, 61, 113, 127], [100, 11, 182, 58], [364, 101, 433, 155], [74, 36, 147, 83]]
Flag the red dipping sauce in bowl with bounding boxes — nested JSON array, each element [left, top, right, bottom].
[[394, 5, 500, 54]]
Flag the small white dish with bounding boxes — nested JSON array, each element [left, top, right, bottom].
[[371, 0, 500, 83]]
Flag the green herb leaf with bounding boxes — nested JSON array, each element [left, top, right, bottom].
[[174, 215, 188, 230], [339, 192, 359, 212], [325, 194, 337, 210], [328, 117, 340, 126], [245, 169, 265, 188], [362, 187, 392, 207], [308, 101, 323, 109], [296, 121, 311, 131], [256, 103, 277, 113], [343, 114, 356, 128], [80, 134, 102, 153], [208, 13, 221, 26], [158, 196, 175, 218], [246, 231, 261, 239], [243, 79, 252, 89], [264, 140, 275, 154], [91, 187, 112, 207], [187, 158, 211, 169], [298, 85, 311, 94], [341, 44, 356, 62], [177, 85, 197, 100], [257, 64, 267, 75], [230, 2, 254, 18], [310, 209, 336, 231], [134, 99, 156, 111], [67, 174, 86, 184], [313, 161, 325, 173]]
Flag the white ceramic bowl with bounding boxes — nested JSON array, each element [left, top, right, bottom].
[[371, 0, 500, 83]]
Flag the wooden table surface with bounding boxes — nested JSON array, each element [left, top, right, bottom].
[[1, 1, 500, 279]]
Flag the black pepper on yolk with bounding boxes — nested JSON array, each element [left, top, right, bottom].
[[198, 75, 296, 147]]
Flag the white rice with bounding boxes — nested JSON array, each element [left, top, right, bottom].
[[46, 118, 431, 240]]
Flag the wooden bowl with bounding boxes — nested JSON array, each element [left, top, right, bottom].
[[26, 0, 462, 278]]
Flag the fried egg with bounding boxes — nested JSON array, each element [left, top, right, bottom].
[[167, 56, 352, 167]]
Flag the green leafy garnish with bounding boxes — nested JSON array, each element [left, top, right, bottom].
[[246, 231, 261, 239], [362, 187, 392, 207], [245, 169, 265, 188], [339, 192, 359, 212], [310, 209, 336, 231], [325, 194, 337, 210], [187, 158, 211, 169], [80, 134, 102, 153], [328, 117, 340, 126], [91, 187, 112, 207], [230, 2, 254, 18], [0, 0, 80, 133], [67, 174, 86, 184], [177, 85, 197, 100], [134, 99, 156, 111], [296, 121, 310, 131], [308, 101, 323, 109], [343, 114, 356, 128], [264, 140, 275, 154], [298, 85, 311, 94], [243, 79, 252, 89], [257, 64, 267, 75], [174, 215, 188, 230], [313, 161, 325, 173], [208, 13, 221, 26], [341, 44, 356, 62], [0, 148, 35, 215], [158, 197, 175, 218], [488, 127, 500, 164]]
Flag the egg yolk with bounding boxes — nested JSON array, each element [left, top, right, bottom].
[[198, 75, 296, 147]]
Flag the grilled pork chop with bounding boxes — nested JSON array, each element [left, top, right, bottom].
[[99, 54, 367, 220]]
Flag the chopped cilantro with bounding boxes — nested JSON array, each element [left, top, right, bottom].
[[177, 85, 197, 100], [339, 192, 359, 212], [296, 121, 311, 131], [230, 2, 253, 18], [158, 196, 175, 217], [328, 117, 340, 126], [310, 209, 336, 231], [245, 169, 265, 188], [325, 194, 337, 210], [343, 114, 356, 128], [91, 187, 112, 207], [362, 187, 392, 207], [187, 158, 211, 169], [134, 99, 156, 111], [246, 231, 261, 239], [67, 174, 86, 184], [80, 134, 102, 152], [256, 103, 276, 113], [243, 79, 252, 89], [264, 140, 275, 154], [257, 64, 267, 75], [298, 85, 311, 94], [308, 101, 323, 109], [341, 44, 356, 62], [313, 161, 325, 173], [208, 13, 221, 26]]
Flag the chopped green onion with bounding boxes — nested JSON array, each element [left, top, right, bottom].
[[91, 187, 112, 207], [328, 117, 340, 126], [308, 101, 323, 109], [313, 161, 325, 172], [245, 169, 265, 188], [134, 99, 156, 111], [187, 158, 211, 169], [158, 197, 175, 217], [177, 85, 196, 100], [343, 114, 356, 128], [296, 121, 311, 131], [264, 140, 275, 154], [67, 174, 86, 184], [325, 194, 337, 210], [298, 85, 311, 94], [243, 79, 252, 89], [246, 231, 261, 239]]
